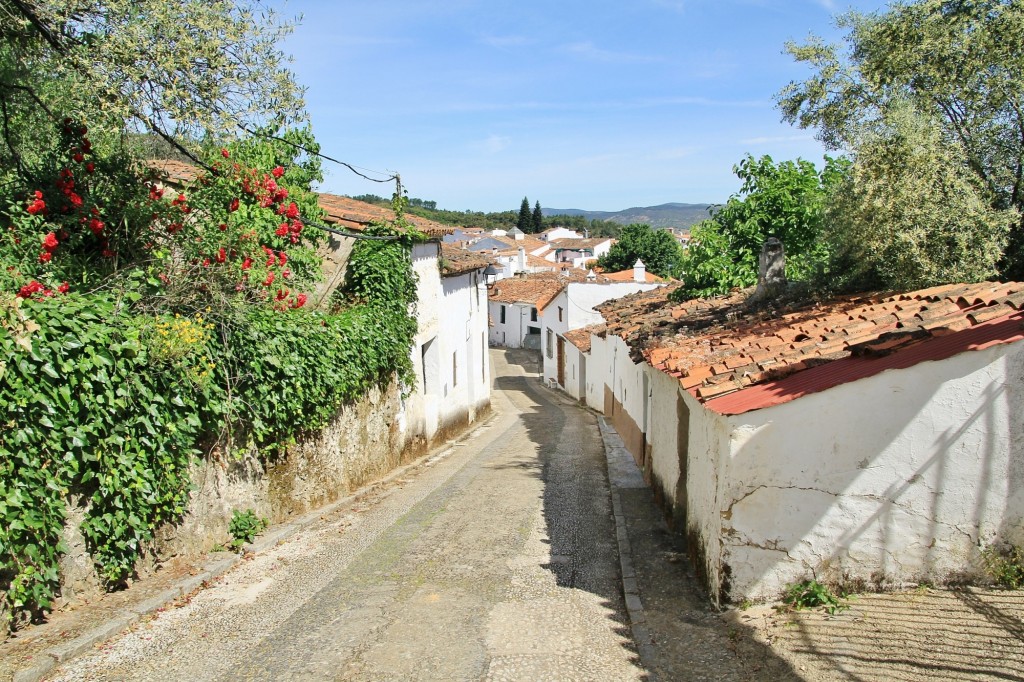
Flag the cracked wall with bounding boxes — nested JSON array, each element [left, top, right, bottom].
[[714, 340, 1024, 602]]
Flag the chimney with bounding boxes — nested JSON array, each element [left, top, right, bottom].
[[633, 258, 646, 283], [751, 237, 786, 303], [517, 246, 526, 272]]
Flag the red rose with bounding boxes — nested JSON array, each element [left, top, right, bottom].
[[88, 218, 104, 235], [229, 198, 239, 212], [221, 148, 230, 158], [216, 247, 227, 263], [73, 152, 84, 163], [292, 293, 307, 309], [285, 202, 299, 219], [41, 232, 59, 251], [27, 198, 46, 215], [241, 257, 253, 270], [275, 223, 289, 236], [262, 272, 275, 287], [58, 282, 69, 294], [39, 252, 52, 263], [85, 162, 95, 174], [278, 252, 288, 266]]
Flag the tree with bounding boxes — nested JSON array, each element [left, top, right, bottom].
[[825, 104, 1013, 291], [532, 201, 544, 233], [777, 0, 1024, 277], [675, 154, 846, 300], [597, 223, 683, 279], [517, 196, 532, 233], [0, 0, 305, 173]]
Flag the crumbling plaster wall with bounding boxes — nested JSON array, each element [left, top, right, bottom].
[[714, 340, 1024, 603]]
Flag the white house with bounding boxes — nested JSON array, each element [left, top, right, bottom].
[[584, 280, 1024, 606], [539, 227, 582, 242], [546, 237, 615, 269], [318, 195, 492, 453], [539, 270, 664, 389], [488, 273, 574, 349]]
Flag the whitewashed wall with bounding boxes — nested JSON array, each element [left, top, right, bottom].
[[563, 343, 586, 400], [404, 244, 491, 449], [540, 282, 661, 386], [488, 300, 538, 348], [674, 340, 1024, 605]]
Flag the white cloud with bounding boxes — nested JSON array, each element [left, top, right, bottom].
[[479, 34, 531, 48], [562, 41, 663, 64], [477, 135, 512, 153]]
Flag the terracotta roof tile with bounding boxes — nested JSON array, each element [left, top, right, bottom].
[[563, 325, 603, 353], [595, 280, 1024, 414], [488, 274, 572, 309], [317, 194, 452, 238], [145, 161, 454, 239], [439, 244, 491, 276], [603, 269, 665, 283]]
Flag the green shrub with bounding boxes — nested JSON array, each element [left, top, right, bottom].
[[981, 543, 1024, 589], [228, 509, 268, 550], [782, 579, 850, 615]]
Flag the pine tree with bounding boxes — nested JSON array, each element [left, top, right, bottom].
[[517, 197, 532, 233], [532, 201, 544, 233]]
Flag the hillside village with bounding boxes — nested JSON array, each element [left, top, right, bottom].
[[3, 1, 1024, 680]]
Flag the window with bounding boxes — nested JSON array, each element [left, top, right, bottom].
[[546, 329, 554, 358], [421, 337, 440, 396], [500, 305, 506, 324], [531, 307, 538, 322], [558, 306, 563, 322], [452, 351, 458, 387]]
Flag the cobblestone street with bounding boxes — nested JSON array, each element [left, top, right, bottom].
[[45, 350, 645, 681]]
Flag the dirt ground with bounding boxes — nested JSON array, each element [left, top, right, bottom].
[[726, 586, 1024, 681]]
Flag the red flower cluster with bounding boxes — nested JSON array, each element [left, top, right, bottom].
[[26, 190, 46, 215], [272, 288, 307, 310], [17, 280, 53, 299], [39, 231, 59, 263]]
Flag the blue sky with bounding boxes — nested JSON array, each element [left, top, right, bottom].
[[281, 0, 888, 213]]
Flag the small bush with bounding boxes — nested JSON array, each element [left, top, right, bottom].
[[981, 544, 1024, 589], [228, 509, 268, 550], [782, 579, 850, 615]]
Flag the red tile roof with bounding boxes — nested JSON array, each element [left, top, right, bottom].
[[489, 271, 606, 310], [144, 161, 453, 239], [549, 237, 613, 251], [564, 325, 605, 354], [603, 269, 665, 283], [317, 194, 453, 239], [488, 276, 566, 310], [148, 159, 201, 184], [439, 244, 492, 276], [597, 281, 1024, 415]]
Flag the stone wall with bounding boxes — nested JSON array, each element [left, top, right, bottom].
[[57, 378, 416, 603]]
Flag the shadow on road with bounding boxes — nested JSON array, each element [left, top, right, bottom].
[[491, 347, 805, 681]]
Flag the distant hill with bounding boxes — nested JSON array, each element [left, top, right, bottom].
[[543, 202, 714, 231]]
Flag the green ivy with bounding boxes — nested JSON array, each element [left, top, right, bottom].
[[0, 230, 420, 624]]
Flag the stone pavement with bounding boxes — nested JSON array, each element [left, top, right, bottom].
[[38, 349, 647, 681], [14, 348, 1016, 681]]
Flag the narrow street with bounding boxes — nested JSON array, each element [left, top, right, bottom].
[[48, 349, 645, 681]]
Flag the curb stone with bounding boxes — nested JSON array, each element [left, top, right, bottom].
[[12, 410, 502, 682], [597, 416, 659, 681]]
